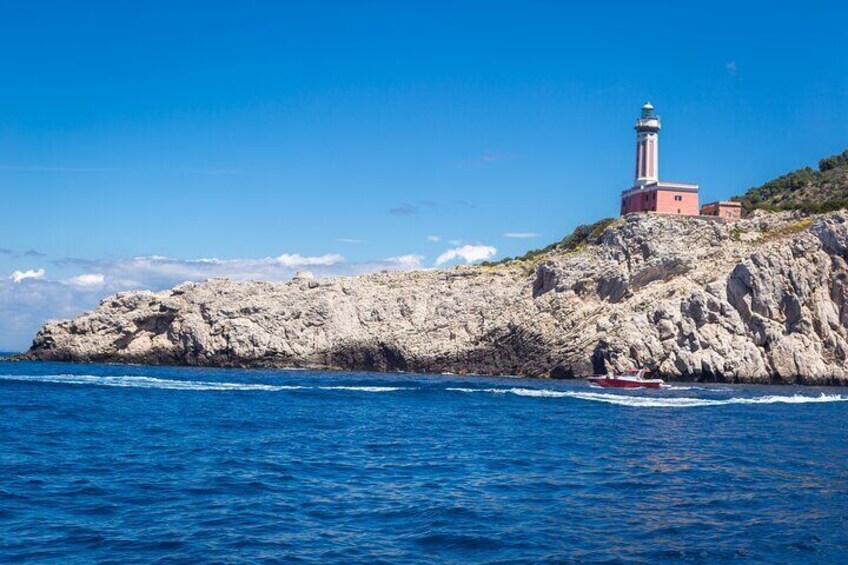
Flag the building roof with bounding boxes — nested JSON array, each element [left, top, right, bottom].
[[621, 181, 700, 197], [702, 200, 742, 207]]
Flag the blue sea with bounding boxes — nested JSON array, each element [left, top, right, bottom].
[[1, 360, 847, 564]]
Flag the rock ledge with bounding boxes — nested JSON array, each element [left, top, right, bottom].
[[24, 212, 848, 385]]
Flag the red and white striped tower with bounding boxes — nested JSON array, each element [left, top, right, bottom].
[[634, 102, 660, 186]]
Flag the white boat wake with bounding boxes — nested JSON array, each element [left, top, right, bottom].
[[0, 374, 413, 393], [446, 386, 848, 408], [2, 374, 846, 407]]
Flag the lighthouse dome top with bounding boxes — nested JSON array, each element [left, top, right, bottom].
[[635, 102, 660, 131]]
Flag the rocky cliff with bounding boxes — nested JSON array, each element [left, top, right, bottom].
[[23, 211, 848, 384]]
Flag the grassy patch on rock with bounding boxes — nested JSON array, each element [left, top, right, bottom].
[[762, 217, 815, 241], [481, 217, 616, 268]]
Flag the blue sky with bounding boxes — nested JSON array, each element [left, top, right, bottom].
[[1, 0, 847, 349]]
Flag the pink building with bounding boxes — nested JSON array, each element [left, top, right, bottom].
[[620, 103, 700, 217], [701, 200, 741, 220]]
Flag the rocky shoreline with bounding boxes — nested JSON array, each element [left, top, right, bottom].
[[20, 211, 848, 385]]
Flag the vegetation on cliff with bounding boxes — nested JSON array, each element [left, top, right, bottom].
[[734, 149, 848, 214], [482, 217, 616, 267]]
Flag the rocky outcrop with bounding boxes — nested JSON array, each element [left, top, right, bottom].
[[23, 212, 848, 384]]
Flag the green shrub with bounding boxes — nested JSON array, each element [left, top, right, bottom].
[[819, 150, 848, 172], [736, 148, 848, 214], [484, 217, 615, 267]]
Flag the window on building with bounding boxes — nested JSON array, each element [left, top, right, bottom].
[[677, 208, 681, 214], [674, 195, 683, 201]]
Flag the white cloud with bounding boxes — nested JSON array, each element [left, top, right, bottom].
[[385, 255, 424, 269], [66, 253, 349, 287], [274, 253, 344, 267], [461, 152, 509, 166], [503, 232, 542, 239], [726, 61, 737, 76], [477, 152, 507, 163], [337, 238, 364, 244], [0, 277, 104, 350], [435, 244, 497, 266], [426, 235, 440, 242], [65, 273, 105, 288], [10, 269, 45, 283], [0, 250, 430, 350], [56, 252, 414, 288]]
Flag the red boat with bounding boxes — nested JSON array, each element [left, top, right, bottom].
[[587, 368, 664, 389]]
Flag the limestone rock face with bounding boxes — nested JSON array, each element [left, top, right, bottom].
[[25, 212, 848, 384]]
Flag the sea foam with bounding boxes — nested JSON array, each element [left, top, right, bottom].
[[446, 386, 848, 408], [447, 387, 571, 398], [2, 374, 846, 407], [318, 385, 412, 392], [0, 374, 305, 391], [0, 374, 415, 393]]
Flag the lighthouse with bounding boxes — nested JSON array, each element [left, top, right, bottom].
[[620, 103, 700, 216], [634, 102, 660, 185]]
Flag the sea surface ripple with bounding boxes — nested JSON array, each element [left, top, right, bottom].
[[1, 360, 847, 564]]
